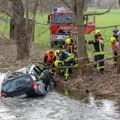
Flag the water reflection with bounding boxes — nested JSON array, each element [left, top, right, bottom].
[[0, 72, 120, 120], [0, 92, 120, 120], [83, 93, 120, 120]]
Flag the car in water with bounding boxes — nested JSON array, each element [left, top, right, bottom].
[[1, 64, 55, 97]]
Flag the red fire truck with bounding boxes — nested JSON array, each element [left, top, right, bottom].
[[48, 7, 96, 47]]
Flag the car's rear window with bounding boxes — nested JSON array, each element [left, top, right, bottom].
[[2, 81, 10, 91], [2, 75, 32, 92]]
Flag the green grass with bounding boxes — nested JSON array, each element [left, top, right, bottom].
[[0, 9, 120, 57], [85, 9, 120, 58], [34, 13, 50, 45], [0, 13, 10, 38]]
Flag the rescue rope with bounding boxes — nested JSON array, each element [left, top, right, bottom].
[[76, 50, 113, 61], [36, 51, 117, 70], [55, 54, 119, 69], [0, 51, 114, 70]]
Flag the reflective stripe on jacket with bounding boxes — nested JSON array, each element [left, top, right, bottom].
[[88, 39, 104, 55], [94, 40, 104, 55]]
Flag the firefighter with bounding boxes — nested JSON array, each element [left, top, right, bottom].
[[93, 30, 103, 67], [65, 38, 77, 57], [110, 37, 119, 67], [86, 34, 105, 74], [54, 59, 64, 76], [95, 29, 103, 40], [54, 50, 78, 80], [113, 27, 119, 42], [44, 50, 56, 64], [43, 50, 56, 75]]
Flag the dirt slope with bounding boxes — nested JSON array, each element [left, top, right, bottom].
[[0, 38, 120, 101]]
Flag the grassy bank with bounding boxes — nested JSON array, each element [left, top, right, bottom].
[[0, 9, 120, 56]]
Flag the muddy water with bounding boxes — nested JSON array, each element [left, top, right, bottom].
[[0, 92, 120, 120], [0, 73, 120, 120]]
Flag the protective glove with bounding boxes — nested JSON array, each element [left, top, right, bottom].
[[58, 61, 64, 66]]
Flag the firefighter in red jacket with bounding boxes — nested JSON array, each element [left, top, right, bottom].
[[44, 50, 56, 64], [64, 38, 77, 57], [44, 50, 56, 75], [110, 37, 119, 67], [113, 27, 119, 41]]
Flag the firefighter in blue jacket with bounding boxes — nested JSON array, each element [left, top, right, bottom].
[[54, 50, 77, 80]]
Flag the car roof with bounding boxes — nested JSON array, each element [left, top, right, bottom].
[[3, 72, 29, 83], [2, 64, 46, 84]]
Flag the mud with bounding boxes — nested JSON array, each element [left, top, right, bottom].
[[55, 67, 120, 102], [0, 38, 120, 102]]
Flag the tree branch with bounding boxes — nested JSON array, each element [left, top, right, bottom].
[[0, 8, 13, 18], [97, 24, 120, 29], [84, 9, 111, 16], [32, 0, 39, 19], [60, 0, 73, 11]]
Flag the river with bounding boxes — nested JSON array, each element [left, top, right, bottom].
[[0, 73, 120, 120]]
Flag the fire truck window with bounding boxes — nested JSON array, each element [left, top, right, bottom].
[[52, 14, 75, 24], [58, 30, 70, 35]]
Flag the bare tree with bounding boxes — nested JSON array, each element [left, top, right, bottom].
[[8, 0, 38, 60], [9, 0, 30, 60]]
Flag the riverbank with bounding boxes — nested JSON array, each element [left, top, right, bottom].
[[55, 67, 120, 102], [0, 38, 120, 102]]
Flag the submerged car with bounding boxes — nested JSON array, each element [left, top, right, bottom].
[[1, 64, 55, 97]]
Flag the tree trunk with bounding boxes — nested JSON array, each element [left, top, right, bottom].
[[117, 57, 120, 74], [117, 34, 120, 73], [75, 0, 90, 75], [76, 0, 89, 65], [10, 0, 32, 60], [84, 0, 88, 11]]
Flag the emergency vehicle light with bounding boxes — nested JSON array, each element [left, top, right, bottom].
[[52, 7, 70, 12], [53, 8, 57, 12]]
